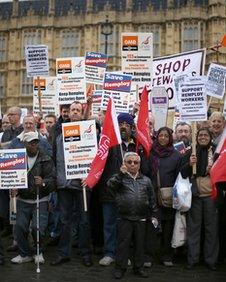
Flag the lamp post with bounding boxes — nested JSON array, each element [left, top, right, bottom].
[[101, 18, 113, 55]]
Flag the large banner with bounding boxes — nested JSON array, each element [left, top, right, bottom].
[[102, 72, 132, 113], [121, 33, 153, 89], [205, 63, 226, 99], [56, 57, 86, 104], [33, 76, 57, 115], [85, 52, 107, 85], [25, 45, 49, 77], [0, 149, 27, 189], [178, 76, 207, 121], [153, 49, 206, 108], [62, 120, 97, 179]]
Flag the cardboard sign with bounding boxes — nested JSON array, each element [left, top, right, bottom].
[[150, 87, 168, 130], [121, 33, 153, 89], [85, 52, 107, 85], [25, 45, 49, 77], [56, 57, 86, 104], [178, 76, 207, 121], [152, 49, 206, 108], [174, 141, 186, 154], [205, 63, 226, 99], [33, 76, 57, 115], [102, 72, 132, 113], [62, 120, 97, 179], [91, 90, 103, 116], [0, 149, 27, 189]]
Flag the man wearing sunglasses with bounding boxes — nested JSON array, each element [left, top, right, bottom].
[[107, 152, 158, 279]]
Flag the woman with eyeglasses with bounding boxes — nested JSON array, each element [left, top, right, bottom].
[[143, 126, 181, 267]]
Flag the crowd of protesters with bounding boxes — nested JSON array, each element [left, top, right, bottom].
[[0, 99, 225, 280]]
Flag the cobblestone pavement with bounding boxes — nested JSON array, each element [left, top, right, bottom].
[[1, 239, 226, 282]]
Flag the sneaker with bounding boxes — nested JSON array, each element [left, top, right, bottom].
[[144, 261, 152, 268], [99, 256, 114, 266], [128, 259, 131, 266], [34, 253, 45, 264], [163, 260, 174, 267], [11, 255, 33, 264]]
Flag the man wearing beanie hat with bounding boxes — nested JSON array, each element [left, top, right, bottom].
[[98, 112, 137, 267], [11, 131, 55, 264]]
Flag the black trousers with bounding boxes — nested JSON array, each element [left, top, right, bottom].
[[0, 223, 4, 259], [115, 218, 145, 271]]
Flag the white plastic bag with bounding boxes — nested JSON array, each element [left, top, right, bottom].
[[173, 172, 192, 212], [171, 211, 186, 248]]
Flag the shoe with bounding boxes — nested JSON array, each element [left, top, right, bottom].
[[11, 255, 33, 264], [143, 261, 152, 268], [128, 259, 131, 266], [7, 244, 18, 252], [206, 264, 217, 271], [0, 258, 4, 265], [114, 269, 124, 279], [99, 256, 114, 266], [83, 258, 93, 267], [134, 268, 149, 278], [163, 260, 173, 267], [34, 253, 45, 264], [50, 257, 71, 266]]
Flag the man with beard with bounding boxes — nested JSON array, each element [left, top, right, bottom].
[[174, 122, 192, 154], [98, 113, 136, 266]]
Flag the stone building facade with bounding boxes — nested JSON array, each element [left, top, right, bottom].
[[0, 0, 225, 112]]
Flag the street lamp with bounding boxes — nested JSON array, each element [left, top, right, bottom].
[[101, 18, 113, 55]]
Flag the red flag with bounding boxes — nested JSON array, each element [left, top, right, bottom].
[[221, 34, 226, 47], [210, 137, 226, 199], [85, 98, 121, 189], [136, 86, 152, 158]]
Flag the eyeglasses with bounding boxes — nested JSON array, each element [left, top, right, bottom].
[[125, 160, 140, 165]]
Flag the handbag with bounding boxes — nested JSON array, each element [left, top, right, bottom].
[[157, 171, 173, 208]]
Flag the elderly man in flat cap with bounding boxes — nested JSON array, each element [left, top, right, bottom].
[[11, 131, 55, 265]]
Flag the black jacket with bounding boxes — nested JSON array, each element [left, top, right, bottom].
[[18, 150, 56, 200], [107, 171, 158, 221]]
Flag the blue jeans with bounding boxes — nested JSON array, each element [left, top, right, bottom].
[[103, 202, 117, 258], [57, 189, 92, 259], [48, 192, 61, 238], [15, 200, 49, 257]]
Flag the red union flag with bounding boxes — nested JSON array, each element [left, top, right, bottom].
[[136, 86, 152, 158], [210, 136, 226, 199], [85, 98, 121, 189]]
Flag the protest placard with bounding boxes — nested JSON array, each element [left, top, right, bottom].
[[85, 52, 107, 85], [33, 76, 57, 115], [91, 90, 103, 116], [0, 149, 27, 190], [121, 33, 153, 89], [25, 45, 49, 77], [62, 120, 97, 180], [205, 63, 226, 99], [101, 72, 132, 113], [150, 87, 168, 130], [178, 76, 207, 121], [56, 57, 86, 104], [153, 49, 206, 108]]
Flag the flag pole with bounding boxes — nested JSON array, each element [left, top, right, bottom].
[[36, 184, 40, 273], [192, 122, 197, 175], [83, 185, 88, 212]]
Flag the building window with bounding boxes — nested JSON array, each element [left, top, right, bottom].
[[0, 73, 5, 97], [99, 31, 114, 56], [138, 25, 161, 57], [181, 22, 200, 52], [0, 34, 7, 62], [21, 70, 33, 95], [61, 30, 80, 57], [22, 30, 42, 56]]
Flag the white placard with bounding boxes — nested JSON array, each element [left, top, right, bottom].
[[121, 33, 153, 89], [205, 63, 226, 99], [0, 149, 28, 189], [179, 77, 207, 121], [56, 57, 86, 104], [85, 52, 107, 85], [62, 120, 97, 179], [33, 76, 57, 115], [152, 49, 206, 108], [25, 45, 49, 77], [150, 87, 168, 130]]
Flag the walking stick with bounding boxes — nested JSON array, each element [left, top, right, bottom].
[[36, 184, 40, 273]]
